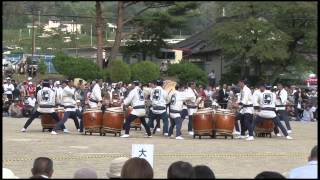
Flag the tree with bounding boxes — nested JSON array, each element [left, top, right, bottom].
[[131, 61, 160, 84], [125, 2, 200, 61], [96, 1, 105, 68], [211, 2, 317, 83], [109, 60, 131, 82], [109, 1, 175, 64]]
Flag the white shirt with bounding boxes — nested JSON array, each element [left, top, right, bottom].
[[276, 88, 288, 111], [185, 87, 197, 115], [3, 83, 15, 95], [238, 85, 254, 114], [89, 83, 102, 108], [27, 97, 36, 107], [36, 87, 56, 113], [169, 90, 193, 118], [288, 160, 317, 179], [124, 86, 146, 117], [257, 90, 277, 118], [62, 86, 76, 111], [150, 86, 169, 114], [252, 89, 261, 107], [55, 86, 63, 105]]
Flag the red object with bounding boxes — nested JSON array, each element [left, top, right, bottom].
[[305, 77, 318, 85], [27, 84, 36, 96]]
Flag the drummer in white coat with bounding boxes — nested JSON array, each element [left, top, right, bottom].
[[120, 80, 152, 138], [88, 79, 103, 109], [168, 84, 195, 140], [185, 82, 199, 135], [252, 84, 293, 140]]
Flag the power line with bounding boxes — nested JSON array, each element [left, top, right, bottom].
[[3, 12, 117, 20]]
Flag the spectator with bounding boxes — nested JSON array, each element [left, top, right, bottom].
[[31, 157, 54, 179], [167, 161, 195, 179], [255, 171, 286, 179], [2, 168, 19, 179], [193, 165, 215, 179], [73, 167, 98, 179], [3, 77, 15, 102], [106, 157, 129, 178], [8, 99, 23, 118], [301, 104, 314, 122], [121, 157, 153, 179], [208, 70, 216, 87], [27, 82, 36, 97], [288, 145, 317, 178]]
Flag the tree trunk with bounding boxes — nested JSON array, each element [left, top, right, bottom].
[[109, 1, 124, 65], [96, 1, 104, 69]]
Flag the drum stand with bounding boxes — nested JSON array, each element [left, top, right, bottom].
[[101, 127, 122, 137], [193, 130, 214, 139], [254, 129, 272, 138], [84, 127, 102, 136], [213, 131, 234, 139]]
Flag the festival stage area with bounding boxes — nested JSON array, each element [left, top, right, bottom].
[[3, 117, 318, 178]]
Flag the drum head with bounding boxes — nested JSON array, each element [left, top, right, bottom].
[[107, 107, 123, 113], [217, 109, 231, 113], [84, 109, 102, 113], [195, 109, 213, 114]]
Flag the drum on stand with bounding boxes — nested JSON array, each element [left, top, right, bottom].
[[40, 108, 64, 132], [214, 109, 235, 139], [102, 107, 125, 136], [127, 106, 142, 131], [254, 118, 274, 138], [83, 109, 103, 135], [192, 109, 214, 139]]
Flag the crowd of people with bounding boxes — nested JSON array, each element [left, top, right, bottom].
[[3, 145, 317, 179], [2, 75, 318, 139]]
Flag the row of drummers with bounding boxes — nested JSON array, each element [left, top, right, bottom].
[[21, 79, 293, 140]]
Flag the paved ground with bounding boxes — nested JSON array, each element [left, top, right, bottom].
[[3, 117, 318, 179]]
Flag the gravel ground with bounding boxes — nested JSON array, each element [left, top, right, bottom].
[[3, 117, 318, 179]]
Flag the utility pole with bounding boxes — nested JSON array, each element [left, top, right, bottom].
[[38, 11, 40, 26], [75, 18, 78, 57], [32, 14, 35, 58], [19, 29, 22, 41], [90, 24, 93, 47]]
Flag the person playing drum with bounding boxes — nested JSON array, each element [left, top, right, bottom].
[[21, 80, 66, 132], [88, 79, 103, 109], [120, 80, 152, 138], [168, 84, 196, 140], [185, 82, 199, 135], [253, 84, 293, 140]]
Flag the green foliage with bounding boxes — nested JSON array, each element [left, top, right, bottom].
[[38, 59, 47, 75], [167, 62, 208, 86], [130, 61, 160, 84], [53, 52, 104, 80], [109, 60, 131, 83]]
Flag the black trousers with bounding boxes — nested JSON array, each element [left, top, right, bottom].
[[53, 111, 80, 131], [237, 113, 254, 136], [23, 110, 65, 130], [124, 114, 151, 136], [274, 110, 291, 134], [235, 112, 241, 132]]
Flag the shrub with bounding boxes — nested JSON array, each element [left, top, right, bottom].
[[130, 61, 160, 84], [38, 59, 47, 75], [53, 52, 104, 80], [109, 60, 131, 82], [167, 62, 208, 86]]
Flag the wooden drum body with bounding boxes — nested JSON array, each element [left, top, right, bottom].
[[83, 110, 103, 135], [192, 110, 214, 139], [102, 107, 125, 136], [40, 109, 64, 132], [254, 118, 274, 138], [214, 109, 235, 136], [127, 106, 142, 130]]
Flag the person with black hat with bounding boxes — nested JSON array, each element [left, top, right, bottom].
[[51, 79, 80, 135], [148, 79, 170, 136], [253, 83, 293, 140], [120, 80, 152, 138], [21, 80, 66, 132]]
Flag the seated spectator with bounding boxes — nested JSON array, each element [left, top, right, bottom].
[[106, 157, 129, 179], [31, 157, 54, 179], [193, 165, 215, 179], [301, 104, 314, 122], [288, 145, 317, 179], [73, 167, 97, 179], [2, 168, 19, 178], [8, 99, 23, 118], [255, 171, 285, 179], [167, 161, 195, 179], [121, 157, 153, 179]]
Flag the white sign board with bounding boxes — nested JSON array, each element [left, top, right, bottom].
[[132, 144, 154, 168]]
